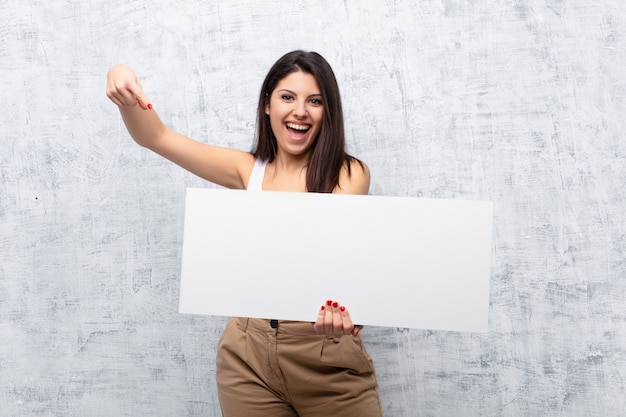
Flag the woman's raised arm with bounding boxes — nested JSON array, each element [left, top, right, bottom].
[[106, 64, 255, 189]]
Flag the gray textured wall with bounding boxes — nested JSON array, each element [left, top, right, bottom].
[[1, 1, 625, 416]]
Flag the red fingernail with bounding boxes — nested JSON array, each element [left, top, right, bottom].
[[321, 305, 325, 311], [326, 300, 332, 306], [332, 302, 338, 308], [340, 306, 345, 312], [147, 103, 153, 109]]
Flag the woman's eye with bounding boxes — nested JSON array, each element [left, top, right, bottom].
[[310, 98, 322, 105], [281, 94, 293, 101]]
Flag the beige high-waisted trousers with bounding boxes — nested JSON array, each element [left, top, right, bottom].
[[216, 317, 383, 417]]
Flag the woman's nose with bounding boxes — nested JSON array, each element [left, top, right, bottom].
[[292, 101, 308, 117]]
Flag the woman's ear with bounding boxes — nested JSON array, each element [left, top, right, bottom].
[[264, 93, 270, 115]]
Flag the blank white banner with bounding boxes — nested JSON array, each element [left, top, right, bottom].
[[179, 188, 493, 332]]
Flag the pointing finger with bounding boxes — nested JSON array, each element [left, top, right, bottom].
[[136, 95, 153, 110]]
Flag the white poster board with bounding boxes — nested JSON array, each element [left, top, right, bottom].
[[179, 188, 493, 332]]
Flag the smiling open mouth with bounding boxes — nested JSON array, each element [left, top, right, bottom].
[[286, 122, 311, 133]]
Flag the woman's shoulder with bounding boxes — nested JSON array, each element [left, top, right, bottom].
[[334, 158, 370, 195]]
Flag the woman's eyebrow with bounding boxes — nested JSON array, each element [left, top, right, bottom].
[[277, 89, 322, 97]]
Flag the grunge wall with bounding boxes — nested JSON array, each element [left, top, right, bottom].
[[1, 1, 625, 415]]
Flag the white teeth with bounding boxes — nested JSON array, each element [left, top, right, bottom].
[[286, 123, 310, 131]]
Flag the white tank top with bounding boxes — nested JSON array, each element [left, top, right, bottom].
[[246, 159, 268, 191]]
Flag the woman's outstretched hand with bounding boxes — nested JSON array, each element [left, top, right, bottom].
[[313, 300, 363, 338], [106, 64, 152, 110]]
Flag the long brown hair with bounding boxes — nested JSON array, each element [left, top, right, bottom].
[[252, 50, 359, 193]]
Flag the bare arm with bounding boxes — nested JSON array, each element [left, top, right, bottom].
[[106, 65, 254, 189]]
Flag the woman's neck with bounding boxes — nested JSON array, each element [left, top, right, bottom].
[[265, 151, 310, 192], [273, 150, 310, 172]]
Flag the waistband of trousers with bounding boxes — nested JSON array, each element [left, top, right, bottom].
[[233, 317, 319, 336]]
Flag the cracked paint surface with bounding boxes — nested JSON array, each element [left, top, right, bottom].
[[1, 1, 625, 416]]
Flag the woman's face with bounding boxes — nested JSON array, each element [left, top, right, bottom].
[[265, 71, 323, 159]]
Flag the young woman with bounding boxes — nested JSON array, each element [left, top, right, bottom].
[[106, 50, 383, 416]]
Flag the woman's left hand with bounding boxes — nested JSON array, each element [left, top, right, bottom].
[[313, 300, 363, 337]]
